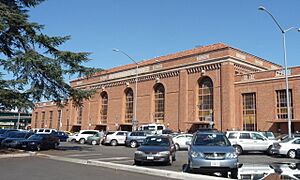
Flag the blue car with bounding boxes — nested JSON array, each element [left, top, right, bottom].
[[1, 131, 34, 148], [51, 131, 69, 142]]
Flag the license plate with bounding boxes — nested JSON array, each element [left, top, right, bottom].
[[22, 145, 26, 148], [147, 156, 154, 160], [211, 161, 220, 166]]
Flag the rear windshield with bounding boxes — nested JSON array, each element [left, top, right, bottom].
[[143, 137, 170, 146], [193, 133, 231, 146]]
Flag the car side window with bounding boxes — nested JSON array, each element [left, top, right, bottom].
[[252, 133, 264, 140], [239, 133, 251, 139], [293, 139, 300, 144], [228, 133, 238, 139], [157, 126, 164, 130], [116, 132, 125, 136]]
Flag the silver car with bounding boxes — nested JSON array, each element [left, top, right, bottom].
[[271, 137, 300, 158]]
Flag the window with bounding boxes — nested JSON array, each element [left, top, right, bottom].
[[125, 88, 134, 123], [239, 133, 251, 139], [276, 90, 293, 119], [228, 133, 238, 139], [41, 112, 45, 128], [100, 92, 108, 123], [49, 111, 53, 128], [198, 77, 213, 122], [154, 84, 165, 123], [242, 93, 257, 131], [57, 110, 62, 130], [77, 106, 83, 124], [34, 112, 38, 128], [117, 132, 126, 136], [252, 133, 264, 140]]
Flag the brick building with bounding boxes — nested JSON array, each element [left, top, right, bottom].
[[32, 43, 300, 133]]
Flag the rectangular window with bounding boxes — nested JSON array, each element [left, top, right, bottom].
[[41, 112, 45, 128], [77, 106, 83, 124], [57, 110, 62, 129], [242, 93, 257, 131], [49, 111, 53, 128], [100, 95, 108, 123], [34, 112, 38, 128], [125, 92, 133, 123], [276, 90, 293, 119]]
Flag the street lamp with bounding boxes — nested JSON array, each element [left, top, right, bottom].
[[113, 48, 139, 131], [258, 6, 300, 138]]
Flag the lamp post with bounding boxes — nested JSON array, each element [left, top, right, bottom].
[[113, 49, 139, 131], [258, 6, 300, 138]]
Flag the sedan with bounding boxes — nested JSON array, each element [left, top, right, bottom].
[[271, 137, 300, 158], [172, 133, 193, 150], [1, 131, 33, 148], [134, 135, 176, 165], [20, 134, 60, 151]]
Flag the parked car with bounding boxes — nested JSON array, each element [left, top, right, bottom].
[[271, 137, 300, 158], [226, 131, 277, 155], [20, 134, 60, 151], [259, 131, 276, 140], [172, 133, 193, 150], [125, 131, 152, 148], [297, 149, 300, 159], [0, 129, 20, 143], [86, 132, 105, 145], [138, 124, 166, 135], [35, 128, 57, 134], [1, 131, 34, 148], [67, 130, 99, 144], [275, 133, 300, 141], [134, 135, 176, 165], [51, 131, 69, 142], [186, 131, 240, 178], [103, 131, 128, 146], [238, 163, 275, 180]]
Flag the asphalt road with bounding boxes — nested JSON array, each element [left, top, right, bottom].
[[0, 156, 176, 180]]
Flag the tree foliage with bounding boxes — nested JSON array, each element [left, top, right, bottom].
[[0, 0, 98, 110]]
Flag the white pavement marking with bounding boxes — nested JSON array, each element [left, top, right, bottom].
[[110, 159, 134, 163], [92, 157, 130, 161], [67, 153, 102, 157]]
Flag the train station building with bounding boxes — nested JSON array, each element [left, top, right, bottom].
[[32, 43, 300, 133]]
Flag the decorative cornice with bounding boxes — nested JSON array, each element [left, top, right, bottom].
[[187, 63, 221, 74]]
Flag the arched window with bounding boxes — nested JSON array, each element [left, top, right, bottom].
[[198, 77, 213, 122], [125, 88, 134, 123], [154, 84, 165, 123], [100, 92, 108, 123]]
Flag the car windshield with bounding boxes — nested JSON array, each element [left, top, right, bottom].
[[0, 129, 7, 134], [28, 134, 45, 140], [143, 137, 170, 146], [10, 132, 27, 138], [193, 133, 230, 146]]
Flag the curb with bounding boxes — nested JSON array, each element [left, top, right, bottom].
[[42, 154, 225, 180], [0, 151, 37, 159]]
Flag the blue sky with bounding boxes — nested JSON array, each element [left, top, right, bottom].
[[29, 0, 300, 78]]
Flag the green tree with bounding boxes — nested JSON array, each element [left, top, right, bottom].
[[0, 0, 97, 110]]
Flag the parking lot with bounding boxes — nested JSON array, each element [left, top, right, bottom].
[[39, 142, 300, 179]]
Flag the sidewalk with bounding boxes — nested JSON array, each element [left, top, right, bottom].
[[0, 148, 36, 159]]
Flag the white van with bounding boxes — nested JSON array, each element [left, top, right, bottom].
[[35, 128, 57, 134], [138, 124, 166, 135]]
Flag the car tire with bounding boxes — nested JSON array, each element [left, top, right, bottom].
[[130, 141, 138, 148], [175, 143, 180, 151], [79, 138, 85, 144], [110, 139, 118, 146], [288, 150, 296, 159], [134, 160, 141, 166], [172, 154, 176, 161], [168, 155, 173, 165], [221, 172, 228, 178], [230, 168, 238, 179], [234, 145, 243, 155], [183, 161, 191, 173], [266, 145, 272, 155], [91, 140, 97, 145], [71, 139, 76, 143]]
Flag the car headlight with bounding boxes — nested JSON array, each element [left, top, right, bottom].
[[190, 151, 204, 158], [158, 151, 170, 155], [135, 151, 144, 155], [30, 142, 36, 145], [226, 152, 238, 159]]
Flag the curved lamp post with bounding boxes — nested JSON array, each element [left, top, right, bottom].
[[113, 48, 139, 131], [258, 6, 300, 138]]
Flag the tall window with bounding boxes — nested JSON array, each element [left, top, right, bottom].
[[154, 84, 165, 123], [77, 106, 83, 124], [198, 77, 213, 122], [49, 111, 53, 128], [34, 112, 38, 128], [57, 110, 62, 129], [41, 112, 45, 128], [276, 90, 293, 119], [125, 88, 134, 123], [242, 93, 257, 131], [100, 92, 108, 123]]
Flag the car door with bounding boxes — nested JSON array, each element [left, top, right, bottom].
[[251, 132, 269, 151], [116, 132, 127, 144], [291, 138, 300, 150], [238, 133, 253, 151]]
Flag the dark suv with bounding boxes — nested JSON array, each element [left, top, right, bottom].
[[186, 131, 240, 178], [125, 131, 152, 148]]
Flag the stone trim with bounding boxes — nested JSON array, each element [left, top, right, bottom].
[[187, 63, 221, 74]]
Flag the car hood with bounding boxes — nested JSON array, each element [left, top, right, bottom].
[[137, 145, 169, 152], [21, 139, 40, 143], [191, 145, 235, 153]]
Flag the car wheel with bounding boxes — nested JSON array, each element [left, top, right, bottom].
[[130, 141, 138, 148], [183, 161, 191, 172], [168, 155, 173, 165], [110, 139, 118, 146], [71, 139, 76, 143], [288, 150, 296, 159], [172, 154, 176, 161], [91, 140, 97, 145], [175, 143, 180, 151], [79, 138, 85, 144], [221, 172, 228, 178], [234, 145, 243, 155], [134, 160, 141, 166], [266, 145, 272, 155], [230, 168, 238, 179]]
